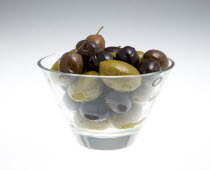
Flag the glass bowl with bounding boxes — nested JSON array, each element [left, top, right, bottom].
[[37, 53, 175, 150]]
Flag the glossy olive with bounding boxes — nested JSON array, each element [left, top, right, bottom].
[[105, 46, 120, 53], [99, 60, 140, 76], [86, 34, 105, 50], [86, 26, 105, 50], [88, 51, 114, 72], [99, 60, 141, 91], [59, 52, 83, 74], [143, 49, 169, 69], [116, 46, 139, 67], [77, 40, 101, 57], [138, 59, 161, 74], [76, 40, 86, 50]]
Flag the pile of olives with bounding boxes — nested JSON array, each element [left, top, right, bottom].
[[51, 27, 169, 130]]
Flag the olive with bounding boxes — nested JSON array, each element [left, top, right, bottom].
[[110, 52, 116, 57], [88, 51, 114, 72], [50, 58, 76, 87], [138, 59, 161, 74], [105, 46, 120, 53], [99, 60, 142, 91], [77, 40, 101, 56], [70, 49, 77, 53], [83, 71, 98, 75], [74, 111, 110, 130], [137, 51, 144, 62], [143, 49, 169, 69], [116, 46, 139, 67], [105, 91, 131, 114], [99, 60, 140, 76], [79, 97, 110, 121], [110, 104, 145, 129], [59, 52, 83, 74], [67, 71, 103, 102], [86, 26, 105, 50], [86, 35, 105, 50], [75, 41, 89, 72], [76, 40, 86, 50], [51, 59, 60, 71]]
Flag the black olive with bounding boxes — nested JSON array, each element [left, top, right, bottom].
[[138, 59, 161, 74], [143, 50, 169, 69], [88, 51, 114, 72], [105, 46, 120, 53], [116, 46, 139, 67]]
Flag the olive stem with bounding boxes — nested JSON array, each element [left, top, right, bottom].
[[96, 26, 104, 35], [77, 41, 86, 51]]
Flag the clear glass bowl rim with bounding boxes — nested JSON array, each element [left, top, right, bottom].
[[37, 53, 175, 78]]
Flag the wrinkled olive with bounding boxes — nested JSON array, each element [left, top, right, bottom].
[[138, 59, 161, 74]]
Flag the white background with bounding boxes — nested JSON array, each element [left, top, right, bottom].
[[0, 0, 210, 169]]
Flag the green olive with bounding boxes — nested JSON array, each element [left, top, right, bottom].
[[70, 49, 77, 53], [67, 71, 103, 102], [83, 71, 99, 75], [110, 104, 145, 129], [99, 60, 142, 91], [51, 59, 60, 71], [110, 52, 116, 57], [100, 60, 139, 76], [137, 51, 144, 62], [121, 120, 145, 129], [50, 59, 70, 87]]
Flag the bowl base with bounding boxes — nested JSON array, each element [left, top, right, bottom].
[[74, 133, 137, 150]]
